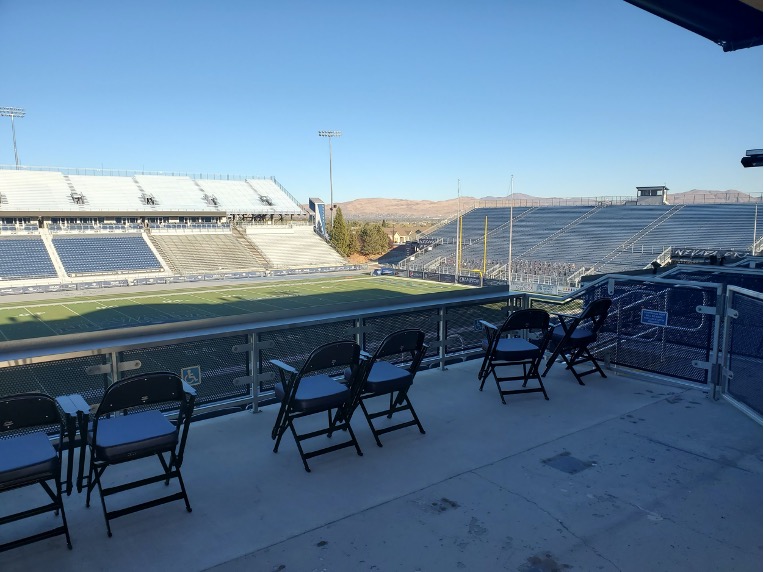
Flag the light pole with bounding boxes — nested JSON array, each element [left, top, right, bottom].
[[0, 107, 25, 169], [318, 130, 341, 231]]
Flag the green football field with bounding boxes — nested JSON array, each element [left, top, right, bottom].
[[0, 275, 465, 342]]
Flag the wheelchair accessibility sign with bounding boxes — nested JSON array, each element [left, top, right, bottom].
[[641, 309, 668, 327], [181, 365, 202, 386]]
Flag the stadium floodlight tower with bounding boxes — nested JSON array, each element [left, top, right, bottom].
[[318, 130, 342, 230], [0, 106, 25, 169]]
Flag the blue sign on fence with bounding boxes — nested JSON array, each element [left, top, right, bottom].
[[641, 309, 668, 327], [181, 365, 202, 386]]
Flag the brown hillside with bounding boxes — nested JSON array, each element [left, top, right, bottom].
[[339, 189, 753, 220], [339, 197, 478, 220]]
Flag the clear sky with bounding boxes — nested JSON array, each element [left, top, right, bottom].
[[1, 0, 761, 203]]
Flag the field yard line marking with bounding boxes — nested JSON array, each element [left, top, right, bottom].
[[183, 291, 263, 315], [123, 297, 218, 320], [93, 301, 149, 323], [124, 298, 180, 320], [24, 306, 63, 335], [169, 292, 233, 318], [60, 304, 103, 329]]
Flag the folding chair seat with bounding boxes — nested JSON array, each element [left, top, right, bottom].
[[83, 372, 196, 537], [478, 309, 552, 404], [542, 297, 612, 385], [0, 393, 72, 552], [271, 341, 366, 472], [344, 329, 427, 447]]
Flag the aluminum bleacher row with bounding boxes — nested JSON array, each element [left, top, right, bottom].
[[412, 204, 761, 276], [0, 237, 57, 280], [52, 235, 163, 275]]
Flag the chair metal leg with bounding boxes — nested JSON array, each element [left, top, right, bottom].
[[54, 478, 73, 549], [91, 465, 113, 537], [175, 469, 193, 513], [273, 420, 288, 453], [288, 420, 312, 472], [359, 400, 383, 447]]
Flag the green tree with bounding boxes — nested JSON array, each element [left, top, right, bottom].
[[330, 207, 352, 256], [348, 230, 361, 254], [359, 223, 390, 256]]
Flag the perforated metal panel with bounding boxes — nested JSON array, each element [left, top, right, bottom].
[[532, 278, 718, 383], [120, 334, 249, 407], [444, 301, 510, 354], [0, 354, 108, 405], [725, 291, 762, 415], [363, 309, 440, 362], [258, 321, 355, 392]]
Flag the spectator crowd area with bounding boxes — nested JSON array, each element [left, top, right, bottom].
[[0, 168, 350, 287], [406, 203, 762, 283]]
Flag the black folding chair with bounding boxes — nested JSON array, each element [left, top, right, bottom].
[[271, 341, 366, 472], [478, 309, 553, 404], [542, 297, 612, 385], [345, 329, 428, 447], [83, 372, 196, 537], [0, 393, 73, 552]]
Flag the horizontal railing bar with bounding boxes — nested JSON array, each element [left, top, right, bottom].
[[0, 286, 522, 367]]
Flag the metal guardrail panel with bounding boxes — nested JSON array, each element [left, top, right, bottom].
[[722, 287, 762, 419], [529, 275, 722, 384]]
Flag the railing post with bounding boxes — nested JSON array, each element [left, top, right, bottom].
[[249, 332, 260, 412], [439, 305, 447, 370]]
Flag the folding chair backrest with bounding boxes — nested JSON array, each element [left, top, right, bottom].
[[96, 372, 185, 417], [579, 298, 612, 334], [374, 329, 426, 371], [300, 341, 360, 377], [489, 308, 551, 353], [501, 308, 550, 334], [0, 393, 60, 433]]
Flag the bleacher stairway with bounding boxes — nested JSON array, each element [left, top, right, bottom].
[[39, 228, 68, 280], [147, 231, 268, 274], [232, 225, 271, 267]]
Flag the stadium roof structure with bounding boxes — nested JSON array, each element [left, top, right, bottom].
[[625, 0, 763, 52]]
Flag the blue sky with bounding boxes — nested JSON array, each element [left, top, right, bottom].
[[1, 0, 761, 203]]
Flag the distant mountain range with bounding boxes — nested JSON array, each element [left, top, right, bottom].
[[339, 190, 757, 220]]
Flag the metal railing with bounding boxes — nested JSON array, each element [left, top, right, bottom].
[[0, 287, 523, 414], [719, 286, 762, 421], [0, 272, 758, 423]]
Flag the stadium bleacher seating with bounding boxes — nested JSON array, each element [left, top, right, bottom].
[[149, 233, 267, 273], [410, 204, 761, 279], [0, 170, 303, 216], [52, 235, 162, 275], [245, 225, 346, 267], [0, 237, 57, 280]]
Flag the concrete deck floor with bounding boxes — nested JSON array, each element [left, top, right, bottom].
[[1, 360, 761, 572]]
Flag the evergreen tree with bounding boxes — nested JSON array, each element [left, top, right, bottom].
[[349, 229, 361, 254], [359, 223, 390, 256], [330, 207, 352, 256]]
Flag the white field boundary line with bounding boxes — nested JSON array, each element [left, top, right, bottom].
[[0, 276, 386, 312]]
